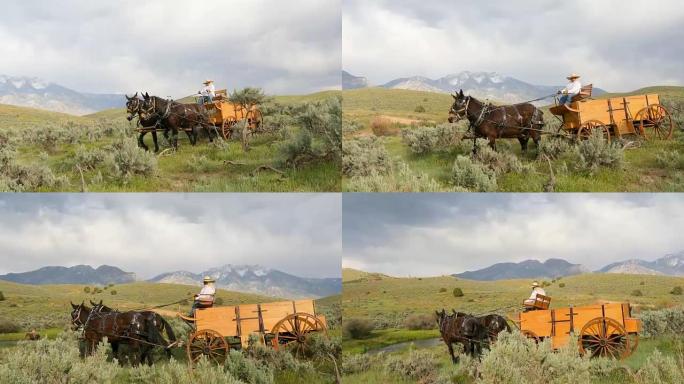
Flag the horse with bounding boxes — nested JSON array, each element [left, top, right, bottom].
[[477, 314, 511, 346], [126, 93, 163, 152], [140, 93, 214, 149], [89, 300, 176, 362], [70, 301, 168, 366], [448, 89, 544, 152], [436, 309, 487, 363]]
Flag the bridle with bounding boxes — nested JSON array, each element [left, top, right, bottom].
[[450, 96, 471, 122]]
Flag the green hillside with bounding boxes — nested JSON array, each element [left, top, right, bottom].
[[0, 104, 89, 128], [343, 272, 684, 321]]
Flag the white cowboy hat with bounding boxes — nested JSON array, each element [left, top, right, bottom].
[[566, 73, 580, 80], [203, 79, 214, 84], [203, 276, 215, 283], [531, 281, 540, 288]]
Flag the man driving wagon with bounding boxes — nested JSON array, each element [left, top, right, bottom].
[[188, 276, 216, 316], [558, 73, 582, 106]]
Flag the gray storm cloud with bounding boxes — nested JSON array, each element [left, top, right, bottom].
[[0, 0, 341, 97], [342, 194, 684, 277], [0, 194, 342, 279], [343, 0, 684, 91]]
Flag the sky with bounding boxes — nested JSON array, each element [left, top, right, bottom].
[[343, 0, 684, 91], [343, 194, 684, 277], [0, 194, 341, 279], [0, 0, 341, 97]]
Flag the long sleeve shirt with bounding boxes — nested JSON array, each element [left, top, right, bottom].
[[197, 285, 216, 301], [200, 84, 215, 97], [561, 80, 582, 95], [528, 287, 546, 300]]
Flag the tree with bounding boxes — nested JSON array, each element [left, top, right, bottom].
[[229, 88, 270, 152], [671, 286, 683, 295], [453, 288, 464, 297], [83, 287, 91, 293]]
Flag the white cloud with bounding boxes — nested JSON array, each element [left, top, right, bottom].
[[343, 0, 684, 91]]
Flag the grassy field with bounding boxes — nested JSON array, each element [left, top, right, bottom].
[[0, 91, 341, 192], [342, 86, 684, 192]]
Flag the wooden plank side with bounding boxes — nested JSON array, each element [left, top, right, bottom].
[[261, 301, 296, 331], [195, 306, 238, 336], [577, 99, 612, 124], [519, 309, 553, 337], [236, 304, 262, 334]]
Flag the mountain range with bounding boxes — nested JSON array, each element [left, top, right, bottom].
[[0, 264, 341, 299], [453, 252, 684, 281], [342, 70, 368, 90], [0, 75, 124, 115], [343, 70, 606, 105]]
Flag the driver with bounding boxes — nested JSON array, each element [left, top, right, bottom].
[[558, 73, 582, 106], [523, 281, 546, 308], [198, 80, 215, 104], [189, 276, 216, 316]]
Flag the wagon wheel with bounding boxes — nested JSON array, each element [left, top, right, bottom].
[[577, 120, 610, 142], [186, 329, 230, 366], [271, 313, 328, 357], [521, 330, 540, 344], [579, 317, 630, 359], [636, 104, 673, 140], [221, 120, 237, 140]]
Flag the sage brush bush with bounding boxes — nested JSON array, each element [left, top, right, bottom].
[[655, 149, 684, 170], [401, 123, 459, 154], [640, 307, 684, 337], [342, 353, 386, 375], [451, 155, 497, 191], [573, 130, 624, 171], [343, 318, 374, 339], [472, 138, 525, 174], [632, 348, 684, 384], [104, 137, 158, 179], [345, 161, 449, 192], [538, 137, 573, 160], [342, 136, 391, 177], [384, 349, 440, 383], [403, 314, 436, 330]]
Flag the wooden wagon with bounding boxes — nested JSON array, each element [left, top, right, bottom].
[[512, 297, 641, 359], [179, 299, 327, 365], [199, 89, 263, 140], [549, 86, 674, 141]]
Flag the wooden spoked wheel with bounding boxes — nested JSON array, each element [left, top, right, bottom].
[[579, 317, 631, 359], [577, 120, 610, 142], [271, 313, 328, 357], [521, 330, 540, 344], [186, 329, 230, 366], [221, 120, 237, 140], [636, 104, 673, 140]]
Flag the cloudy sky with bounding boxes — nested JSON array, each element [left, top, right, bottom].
[[0, 0, 341, 97], [343, 0, 684, 91], [343, 194, 684, 277], [0, 194, 341, 279]]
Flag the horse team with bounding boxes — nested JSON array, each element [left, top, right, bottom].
[[435, 309, 510, 363], [70, 300, 177, 366]]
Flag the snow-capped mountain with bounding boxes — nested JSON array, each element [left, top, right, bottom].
[[149, 264, 341, 299], [598, 252, 684, 276], [0, 265, 136, 285], [0, 75, 124, 115], [342, 71, 368, 90], [453, 258, 589, 281], [381, 71, 605, 105]]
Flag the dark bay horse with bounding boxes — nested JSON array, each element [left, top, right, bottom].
[[448, 89, 544, 152], [126, 93, 163, 152], [141, 93, 213, 149], [478, 314, 511, 346], [89, 300, 176, 362], [70, 301, 170, 365], [436, 309, 487, 363]]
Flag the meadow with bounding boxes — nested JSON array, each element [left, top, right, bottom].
[[341, 269, 684, 383], [342, 87, 684, 192], [0, 91, 341, 192], [0, 280, 342, 383]]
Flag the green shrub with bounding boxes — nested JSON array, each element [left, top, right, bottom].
[[632, 289, 643, 297], [403, 314, 436, 330], [414, 105, 426, 113], [453, 288, 464, 297], [672, 286, 683, 295], [342, 120, 363, 134], [451, 155, 497, 191], [573, 130, 624, 171], [343, 318, 374, 339], [640, 281, 645, 285], [110, 290, 117, 295], [655, 149, 684, 170], [104, 137, 157, 179], [633, 349, 684, 384], [83, 287, 90, 293], [342, 353, 385, 375], [472, 138, 524, 174], [74, 146, 105, 170], [342, 136, 391, 177], [640, 307, 684, 337], [401, 123, 459, 154], [384, 349, 439, 382], [345, 161, 448, 192], [559, 283, 566, 288], [370, 117, 398, 136], [0, 318, 21, 333], [439, 287, 447, 293], [538, 137, 573, 160]]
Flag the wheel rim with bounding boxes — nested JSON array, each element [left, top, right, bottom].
[[186, 329, 229, 366], [521, 330, 540, 344], [578, 120, 610, 142], [579, 318, 630, 359], [271, 313, 327, 357], [221, 120, 235, 140], [637, 105, 673, 140]]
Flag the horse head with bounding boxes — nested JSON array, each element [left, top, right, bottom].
[[70, 301, 91, 330], [448, 89, 469, 123], [125, 92, 142, 121]]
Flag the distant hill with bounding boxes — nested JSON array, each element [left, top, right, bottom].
[[598, 252, 684, 276], [149, 264, 341, 299], [0, 265, 135, 285], [0, 75, 124, 115], [342, 71, 368, 90], [381, 71, 606, 105], [342, 268, 391, 282], [454, 258, 589, 281]]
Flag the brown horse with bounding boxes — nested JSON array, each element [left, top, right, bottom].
[[89, 300, 176, 362], [436, 309, 487, 363], [477, 314, 511, 346], [141, 93, 213, 149], [126, 93, 163, 152], [70, 301, 168, 365], [448, 89, 544, 152]]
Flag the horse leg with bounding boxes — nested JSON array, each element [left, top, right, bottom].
[[489, 136, 497, 151], [518, 136, 529, 153], [447, 342, 458, 364], [138, 132, 149, 151], [151, 131, 159, 153]]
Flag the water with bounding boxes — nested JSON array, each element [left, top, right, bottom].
[[366, 337, 442, 355]]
